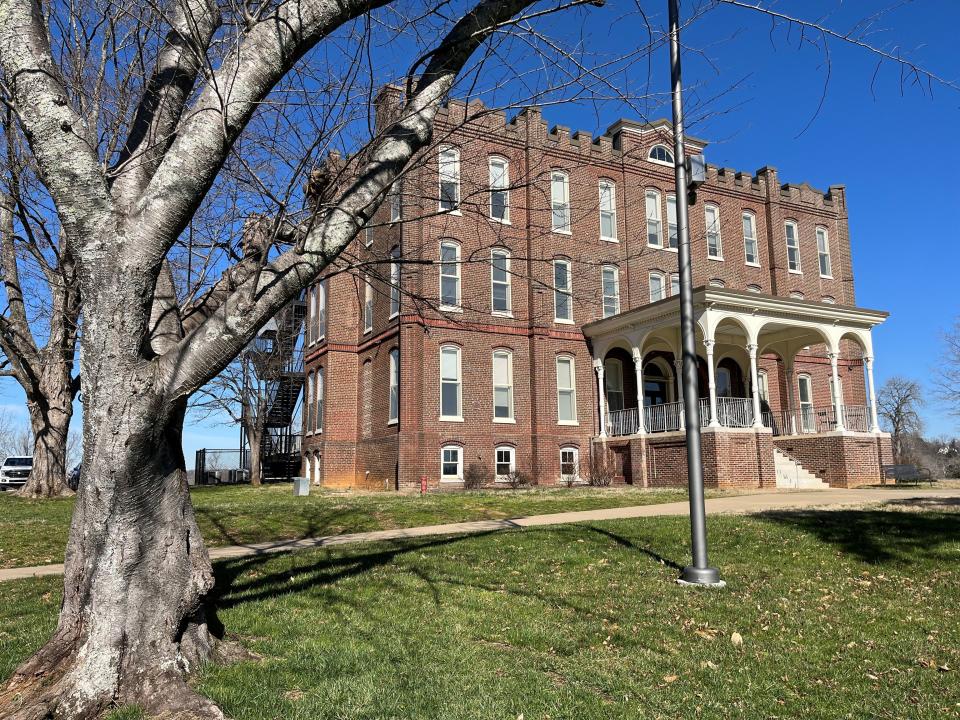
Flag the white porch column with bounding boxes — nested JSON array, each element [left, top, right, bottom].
[[785, 362, 797, 435], [865, 355, 881, 433], [704, 339, 720, 427], [828, 351, 846, 432], [594, 358, 608, 438], [632, 348, 646, 435], [747, 343, 763, 428], [673, 358, 685, 430]]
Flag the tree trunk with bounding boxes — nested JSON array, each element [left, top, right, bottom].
[[247, 425, 263, 488], [1, 313, 231, 718], [18, 399, 73, 499]]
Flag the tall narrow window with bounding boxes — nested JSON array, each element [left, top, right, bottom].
[[553, 259, 573, 322], [388, 349, 400, 424], [489, 157, 509, 222], [743, 212, 759, 265], [646, 190, 662, 247], [440, 445, 463, 481], [440, 345, 462, 420], [817, 227, 832, 277], [308, 285, 317, 345], [560, 447, 580, 481], [492, 350, 514, 421], [604, 358, 625, 412], [306, 371, 315, 431], [649, 271, 665, 302], [490, 249, 511, 315], [599, 181, 617, 241], [798, 374, 814, 432], [439, 241, 461, 310], [756, 369, 769, 402], [389, 248, 401, 318], [601, 266, 620, 318], [670, 273, 680, 297], [785, 221, 801, 272], [389, 182, 401, 223], [495, 446, 516, 481], [666, 194, 678, 249], [363, 278, 373, 333], [556, 356, 577, 424], [551, 171, 570, 232], [364, 226, 373, 247], [315, 367, 324, 432], [316, 280, 326, 341], [439, 147, 460, 211], [705, 204, 722, 259]]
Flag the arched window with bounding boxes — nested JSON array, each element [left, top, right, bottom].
[[705, 204, 722, 259], [648, 144, 674, 165], [490, 248, 511, 315], [489, 156, 509, 222], [785, 220, 801, 273], [822, 295, 836, 305], [439, 241, 461, 310], [709, 278, 726, 288], [388, 349, 400, 423], [746, 284, 762, 293], [645, 189, 662, 247], [439, 345, 462, 420], [315, 367, 324, 432], [790, 291, 805, 300], [494, 446, 516, 481], [440, 445, 463, 481], [559, 447, 580, 482], [553, 259, 573, 322], [649, 271, 665, 302]]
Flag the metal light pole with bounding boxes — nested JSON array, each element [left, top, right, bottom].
[[668, 0, 722, 587]]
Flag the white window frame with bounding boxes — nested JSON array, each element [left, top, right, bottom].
[[599, 180, 618, 241], [559, 447, 580, 482], [785, 220, 802, 273], [648, 144, 674, 166], [494, 446, 516, 482], [389, 248, 401, 318], [363, 277, 374, 334], [709, 278, 726, 288], [492, 349, 515, 422], [388, 348, 400, 424], [816, 226, 833, 278], [438, 147, 460, 213], [649, 271, 665, 303], [306, 370, 314, 433], [551, 170, 571, 234], [743, 211, 759, 266], [490, 249, 512, 316], [553, 259, 573, 323], [315, 366, 324, 432], [666, 194, 678, 250], [364, 225, 373, 248], [705, 204, 723, 260], [439, 241, 461, 312], [797, 374, 814, 432], [645, 189, 662, 248], [439, 345, 463, 422], [316, 279, 326, 341], [670, 272, 680, 297], [747, 284, 762, 293], [308, 285, 317, 345], [489, 156, 510, 224], [822, 296, 836, 305], [790, 291, 805, 300], [440, 445, 463, 482], [601, 265, 620, 318], [556, 355, 578, 425], [756, 369, 768, 402], [389, 182, 401, 223]]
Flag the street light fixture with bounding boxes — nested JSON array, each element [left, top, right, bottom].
[[667, 0, 724, 587]]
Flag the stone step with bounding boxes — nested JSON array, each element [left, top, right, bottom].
[[773, 448, 830, 489]]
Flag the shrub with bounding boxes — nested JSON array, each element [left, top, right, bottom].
[[463, 462, 489, 490], [585, 452, 616, 487], [503, 470, 530, 490]]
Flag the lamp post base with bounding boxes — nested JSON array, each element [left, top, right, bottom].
[[678, 565, 724, 587]]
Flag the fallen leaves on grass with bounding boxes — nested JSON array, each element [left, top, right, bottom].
[[731, 631, 744, 649]]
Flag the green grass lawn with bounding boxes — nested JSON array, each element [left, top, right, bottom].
[[0, 484, 721, 569], [2, 508, 958, 719]]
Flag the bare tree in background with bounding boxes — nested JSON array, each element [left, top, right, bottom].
[[935, 318, 960, 419], [877, 376, 923, 464]]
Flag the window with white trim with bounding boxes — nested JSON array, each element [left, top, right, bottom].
[[439, 241, 461, 310], [492, 350, 514, 421], [797, 374, 814, 432], [816, 227, 832, 277], [601, 265, 620, 318], [316, 280, 327, 341], [743, 211, 759, 265], [785, 221, 801, 272], [495, 446, 516, 480], [364, 226, 373, 247], [756, 369, 768, 402], [440, 345, 462, 420], [645, 190, 662, 247], [308, 285, 317, 345], [489, 157, 509, 222], [363, 278, 374, 333], [649, 271, 665, 302], [306, 371, 314, 431], [670, 273, 680, 297], [551, 171, 570, 232], [553, 259, 572, 322], [439, 147, 460, 212], [666, 194, 678, 249], [822, 295, 836, 304], [388, 348, 399, 423], [315, 366, 324, 432], [599, 180, 617, 241], [560, 447, 580, 481], [440, 445, 463, 481], [790, 291, 805, 300], [709, 278, 725, 288], [747, 284, 762, 293], [705, 204, 722, 259], [389, 248, 401, 318], [648, 145, 674, 165], [389, 182, 401, 223], [556, 356, 577, 424], [490, 249, 511, 315]]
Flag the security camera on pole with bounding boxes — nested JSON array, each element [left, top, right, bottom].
[[668, 0, 724, 588]]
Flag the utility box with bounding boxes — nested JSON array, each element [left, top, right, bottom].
[[686, 154, 707, 188], [292, 476, 310, 496]]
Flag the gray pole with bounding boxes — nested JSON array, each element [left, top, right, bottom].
[[668, 0, 722, 586]]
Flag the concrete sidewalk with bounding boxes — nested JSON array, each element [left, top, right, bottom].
[[3, 486, 958, 583]]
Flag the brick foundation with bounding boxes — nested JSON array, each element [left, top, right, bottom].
[[773, 432, 893, 488]]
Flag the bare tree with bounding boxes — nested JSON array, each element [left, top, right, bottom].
[[935, 318, 960, 418], [877, 376, 923, 464]]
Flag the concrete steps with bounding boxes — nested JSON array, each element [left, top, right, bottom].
[[773, 448, 829, 489]]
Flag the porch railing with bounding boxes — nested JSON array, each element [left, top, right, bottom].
[[761, 405, 873, 436]]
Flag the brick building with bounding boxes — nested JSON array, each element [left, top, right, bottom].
[[301, 88, 892, 491]]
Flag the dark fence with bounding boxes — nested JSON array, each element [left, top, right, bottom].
[[194, 449, 249, 486]]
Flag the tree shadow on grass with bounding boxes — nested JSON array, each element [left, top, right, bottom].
[[584, 525, 684, 571], [757, 508, 960, 565]]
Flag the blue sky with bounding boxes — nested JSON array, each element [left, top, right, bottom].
[[2, 1, 958, 464]]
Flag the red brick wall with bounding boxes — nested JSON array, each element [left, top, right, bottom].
[[773, 433, 888, 488]]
